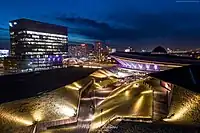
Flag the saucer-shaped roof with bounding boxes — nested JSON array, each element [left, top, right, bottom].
[[152, 46, 167, 54]]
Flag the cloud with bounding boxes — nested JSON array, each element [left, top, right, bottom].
[[57, 16, 111, 30], [56, 16, 142, 41], [60, 11, 200, 45]]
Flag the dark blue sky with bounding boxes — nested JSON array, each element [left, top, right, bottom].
[[1, 0, 200, 50]]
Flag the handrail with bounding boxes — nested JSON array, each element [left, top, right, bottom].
[[97, 115, 153, 133]]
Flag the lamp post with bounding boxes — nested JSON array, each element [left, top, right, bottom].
[[32, 121, 38, 133], [101, 109, 103, 124], [152, 89, 154, 121], [94, 90, 96, 108]]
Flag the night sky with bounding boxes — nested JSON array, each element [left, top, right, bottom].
[[1, 0, 200, 50]]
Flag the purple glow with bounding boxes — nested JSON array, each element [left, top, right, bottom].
[[154, 65, 158, 70], [146, 64, 150, 69], [138, 64, 143, 69], [120, 61, 127, 67], [126, 62, 132, 68], [116, 59, 124, 66], [116, 58, 161, 71], [130, 63, 135, 68], [133, 64, 137, 69], [125, 62, 130, 68]]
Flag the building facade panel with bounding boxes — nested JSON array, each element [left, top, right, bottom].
[[9, 19, 68, 71]]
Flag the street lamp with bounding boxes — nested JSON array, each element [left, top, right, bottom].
[[101, 109, 103, 124], [32, 121, 39, 133]]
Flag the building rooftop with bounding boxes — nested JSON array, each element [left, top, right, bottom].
[[111, 52, 200, 65], [9, 18, 67, 35], [149, 65, 200, 93], [152, 46, 167, 54]]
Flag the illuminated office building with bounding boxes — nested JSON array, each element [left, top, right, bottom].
[[0, 49, 9, 58], [68, 44, 88, 58], [9, 18, 68, 71], [78, 44, 88, 58], [94, 42, 103, 61]]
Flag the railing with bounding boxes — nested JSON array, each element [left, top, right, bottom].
[[97, 115, 153, 133], [36, 117, 77, 132]]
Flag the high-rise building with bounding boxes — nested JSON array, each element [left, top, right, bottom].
[[9, 18, 68, 71], [68, 43, 88, 58], [94, 42, 103, 61], [68, 45, 78, 57], [0, 49, 9, 58], [79, 44, 88, 58]]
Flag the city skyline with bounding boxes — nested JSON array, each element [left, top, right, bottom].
[[1, 0, 200, 50]]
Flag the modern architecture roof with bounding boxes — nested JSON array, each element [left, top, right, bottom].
[[10, 18, 67, 35], [149, 65, 200, 93], [152, 46, 167, 54], [111, 52, 200, 65]]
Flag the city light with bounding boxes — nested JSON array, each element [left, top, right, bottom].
[[154, 65, 158, 70], [125, 90, 130, 97], [32, 110, 43, 122], [133, 83, 140, 88], [141, 90, 153, 95], [133, 96, 144, 114], [117, 72, 128, 78]]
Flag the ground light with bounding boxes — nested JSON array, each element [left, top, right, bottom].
[[55, 104, 76, 117], [133, 83, 139, 88], [141, 90, 153, 94], [32, 110, 43, 122], [134, 95, 144, 114], [163, 95, 200, 122]]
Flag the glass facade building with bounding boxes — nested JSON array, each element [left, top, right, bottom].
[[68, 44, 88, 58], [9, 18, 68, 71]]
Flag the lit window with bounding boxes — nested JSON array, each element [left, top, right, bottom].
[[9, 22, 13, 27], [26, 31, 67, 38], [32, 35, 39, 38]]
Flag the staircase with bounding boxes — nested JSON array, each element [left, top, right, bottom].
[[153, 92, 169, 121]]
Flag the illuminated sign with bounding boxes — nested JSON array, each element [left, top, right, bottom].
[[160, 81, 173, 91], [125, 49, 130, 52], [111, 49, 116, 53], [81, 44, 86, 47], [0, 50, 9, 57]]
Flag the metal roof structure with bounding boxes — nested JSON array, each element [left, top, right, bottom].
[[149, 65, 200, 93]]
